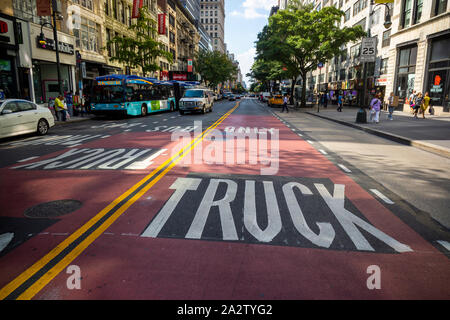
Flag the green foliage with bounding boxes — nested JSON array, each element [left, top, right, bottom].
[[252, 1, 366, 107], [194, 50, 238, 88], [107, 7, 173, 77]]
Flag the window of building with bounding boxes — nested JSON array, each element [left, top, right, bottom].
[[106, 28, 112, 57], [353, 0, 367, 16], [401, 0, 420, 29], [105, 0, 110, 15], [413, 0, 423, 24], [74, 18, 99, 53], [382, 29, 391, 47], [427, 36, 450, 108], [380, 58, 388, 75], [353, 18, 366, 31], [396, 45, 417, 99], [344, 8, 350, 22], [433, 0, 448, 16], [73, 0, 93, 11]]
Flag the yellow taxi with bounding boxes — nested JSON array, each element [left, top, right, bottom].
[[268, 94, 284, 107]]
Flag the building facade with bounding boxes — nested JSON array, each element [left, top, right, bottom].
[[290, 0, 449, 113], [199, 0, 225, 53]]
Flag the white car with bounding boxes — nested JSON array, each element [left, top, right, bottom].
[[178, 89, 214, 115], [0, 99, 55, 139]]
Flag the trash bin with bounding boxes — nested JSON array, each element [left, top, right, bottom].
[[356, 107, 367, 123]]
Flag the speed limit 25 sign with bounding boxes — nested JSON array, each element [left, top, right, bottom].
[[360, 37, 377, 62]]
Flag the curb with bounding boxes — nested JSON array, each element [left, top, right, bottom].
[[54, 117, 94, 126], [305, 112, 450, 159]]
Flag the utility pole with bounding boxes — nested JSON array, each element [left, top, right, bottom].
[[52, 0, 63, 96]]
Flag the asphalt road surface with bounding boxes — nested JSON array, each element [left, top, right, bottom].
[[0, 98, 449, 300]]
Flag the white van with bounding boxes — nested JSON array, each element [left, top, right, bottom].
[[179, 89, 214, 115]]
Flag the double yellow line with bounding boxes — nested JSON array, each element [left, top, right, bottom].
[[0, 102, 239, 300]]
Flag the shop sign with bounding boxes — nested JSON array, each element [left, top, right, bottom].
[[132, 0, 143, 18], [0, 17, 15, 45], [375, 78, 387, 86], [36, 0, 52, 16], [187, 58, 193, 72], [160, 70, 169, 80], [172, 73, 187, 81], [158, 14, 166, 35], [36, 36, 74, 55]]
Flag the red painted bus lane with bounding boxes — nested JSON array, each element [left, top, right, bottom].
[[1, 111, 449, 299]]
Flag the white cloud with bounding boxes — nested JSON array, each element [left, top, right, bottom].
[[236, 47, 257, 84], [231, 0, 278, 19]]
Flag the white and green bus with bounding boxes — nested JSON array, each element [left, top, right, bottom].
[[91, 75, 176, 117]]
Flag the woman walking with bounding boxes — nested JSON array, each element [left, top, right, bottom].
[[421, 92, 430, 119], [369, 93, 382, 123], [387, 92, 395, 120], [337, 93, 343, 112], [414, 93, 423, 119]]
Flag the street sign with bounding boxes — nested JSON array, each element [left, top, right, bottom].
[[318, 62, 324, 69], [360, 37, 377, 62]]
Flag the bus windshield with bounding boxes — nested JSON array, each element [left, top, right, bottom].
[[183, 90, 204, 98], [92, 85, 126, 103]]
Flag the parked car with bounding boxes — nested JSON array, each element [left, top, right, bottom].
[[0, 99, 55, 139], [268, 95, 284, 107], [228, 94, 236, 101], [178, 89, 214, 114]]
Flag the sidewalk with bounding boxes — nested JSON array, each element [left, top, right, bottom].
[[284, 105, 450, 158], [53, 114, 95, 126]]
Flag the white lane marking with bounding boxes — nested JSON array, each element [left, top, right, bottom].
[[370, 189, 394, 204], [153, 121, 158, 124], [0, 233, 14, 253], [338, 164, 352, 173], [141, 125, 147, 127], [306, 140, 314, 144], [125, 148, 167, 170], [69, 144, 82, 148], [101, 135, 111, 139], [297, 133, 303, 137], [163, 119, 168, 121], [124, 129, 131, 132], [319, 149, 328, 155], [17, 156, 39, 163], [436, 240, 450, 251]]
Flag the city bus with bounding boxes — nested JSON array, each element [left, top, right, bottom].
[[91, 75, 177, 117]]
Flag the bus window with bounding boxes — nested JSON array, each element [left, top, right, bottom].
[[92, 85, 125, 103]]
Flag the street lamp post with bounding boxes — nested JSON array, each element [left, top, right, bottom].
[[38, 0, 63, 96], [356, 1, 392, 123]]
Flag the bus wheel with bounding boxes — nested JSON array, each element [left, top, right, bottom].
[[141, 104, 147, 116]]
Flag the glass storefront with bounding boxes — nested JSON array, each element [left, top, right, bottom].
[[395, 45, 417, 102], [32, 61, 72, 103], [0, 57, 16, 99], [426, 35, 450, 111]]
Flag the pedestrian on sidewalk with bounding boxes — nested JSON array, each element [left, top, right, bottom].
[[413, 93, 423, 119], [409, 90, 417, 113], [387, 92, 395, 120], [323, 92, 328, 108], [54, 95, 67, 122], [281, 94, 289, 113], [369, 93, 382, 123], [421, 92, 430, 119], [337, 93, 343, 112]]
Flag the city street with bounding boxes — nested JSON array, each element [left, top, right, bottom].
[[0, 97, 449, 300]]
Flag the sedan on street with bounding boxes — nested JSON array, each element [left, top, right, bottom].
[[0, 99, 55, 139]]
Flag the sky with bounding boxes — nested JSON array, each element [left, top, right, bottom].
[[224, 0, 278, 86]]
